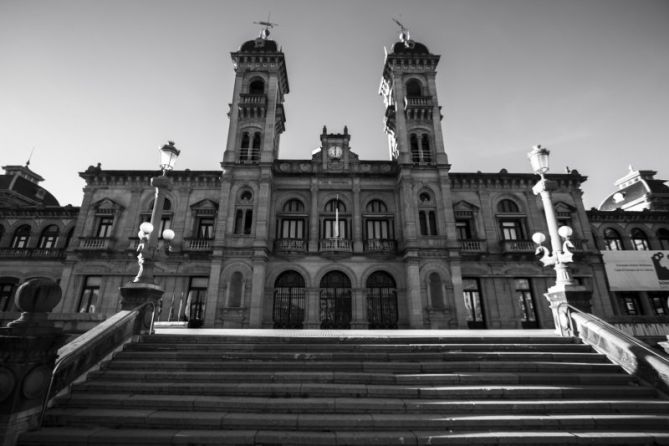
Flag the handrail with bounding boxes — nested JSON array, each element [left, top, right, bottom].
[[38, 301, 156, 426], [559, 302, 669, 394], [558, 302, 669, 363]]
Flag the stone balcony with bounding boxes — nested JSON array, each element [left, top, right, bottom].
[[363, 239, 397, 254], [78, 237, 112, 250], [458, 239, 488, 253], [274, 239, 306, 254], [500, 239, 536, 254], [183, 238, 213, 251], [319, 238, 352, 254]]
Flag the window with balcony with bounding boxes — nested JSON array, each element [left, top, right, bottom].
[[619, 292, 643, 315], [78, 276, 101, 313], [364, 199, 395, 253], [462, 278, 486, 329], [197, 217, 215, 239], [658, 228, 669, 250], [233, 190, 254, 235], [11, 225, 31, 248], [38, 225, 60, 249], [418, 192, 437, 236], [0, 279, 18, 311], [249, 78, 265, 95], [603, 228, 623, 250], [276, 199, 306, 252], [405, 79, 422, 97], [631, 228, 650, 251], [409, 132, 433, 164], [496, 199, 527, 246], [239, 130, 261, 163], [456, 220, 472, 240], [96, 217, 114, 238], [515, 278, 539, 328]]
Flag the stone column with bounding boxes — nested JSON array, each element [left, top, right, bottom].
[[309, 181, 319, 253], [351, 288, 367, 329], [405, 255, 424, 328], [0, 279, 67, 446], [247, 256, 267, 328], [305, 287, 320, 329]]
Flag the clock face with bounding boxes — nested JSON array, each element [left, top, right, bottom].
[[328, 146, 343, 160]]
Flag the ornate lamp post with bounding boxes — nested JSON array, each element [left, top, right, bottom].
[[120, 142, 180, 333], [528, 145, 591, 334]]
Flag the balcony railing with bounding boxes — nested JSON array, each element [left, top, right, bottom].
[[274, 239, 306, 253], [500, 240, 536, 253], [404, 96, 433, 109], [319, 238, 352, 253], [183, 238, 213, 251], [79, 237, 112, 250], [458, 240, 487, 253], [363, 239, 397, 254], [239, 94, 267, 105], [0, 248, 65, 259]]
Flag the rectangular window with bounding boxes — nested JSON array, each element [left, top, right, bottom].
[[419, 211, 437, 236], [186, 277, 208, 327], [324, 219, 347, 238], [281, 219, 304, 239], [234, 210, 252, 235], [501, 220, 523, 240], [619, 293, 643, 316], [366, 220, 391, 240], [78, 276, 101, 313], [462, 278, 485, 329], [649, 292, 669, 316], [0, 283, 15, 311], [456, 220, 472, 240], [515, 278, 539, 328], [197, 217, 215, 239], [96, 217, 114, 238]]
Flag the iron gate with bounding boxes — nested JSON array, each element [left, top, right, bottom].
[[273, 271, 305, 329], [320, 271, 352, 329], [366, 271, 398, 329]]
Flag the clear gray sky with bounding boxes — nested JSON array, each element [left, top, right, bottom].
[[1, 0, 667, 208]]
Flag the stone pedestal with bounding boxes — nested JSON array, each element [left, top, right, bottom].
[[0, 278, 67, 446], [119, 282, 164, 336], [544, 283, 592, 336]]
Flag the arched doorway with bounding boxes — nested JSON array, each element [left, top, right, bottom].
[[319, 271, 352, 329], [273, 271, 305, 329], [366, 271, 398, 329]]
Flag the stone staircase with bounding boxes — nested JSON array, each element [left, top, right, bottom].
[[19, 331, 669, 445]]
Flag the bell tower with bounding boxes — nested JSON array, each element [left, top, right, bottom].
[[223, 24, 289, 165], [379, 23, 447, 166]]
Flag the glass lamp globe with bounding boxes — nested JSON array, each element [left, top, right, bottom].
[[528, 144, 550, 175], [532, 232, 547, 245], [159, 141, 181, 172], [139, 222, 154, 235], [162, 229, 175, 241], [558, 225, 573, 239]]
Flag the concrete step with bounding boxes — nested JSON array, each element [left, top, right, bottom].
[[112, 349, 610, 362], [72, 381, 659, 399], [86, 369, 639, 386], [126, 342, 595, 353], [42, 408, 669, 431], [59, 393, 669, 415], [18, 427, 669, 446], [104, 359, 623, 373]]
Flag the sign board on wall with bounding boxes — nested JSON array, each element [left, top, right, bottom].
[[601, 251, 669, 291]]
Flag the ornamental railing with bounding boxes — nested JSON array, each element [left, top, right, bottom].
[[363, 239, 397, 254], [319, 238, 352, 253], [78, 237, 112, 250], [183, 238, 213, 251], [0, 248, 65, 259], [500, 239, 536, 253], [274, 238, 306, 253]]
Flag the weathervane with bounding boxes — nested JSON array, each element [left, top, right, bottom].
[[254, 14, 278, 40], [393, 18, 413, 47]]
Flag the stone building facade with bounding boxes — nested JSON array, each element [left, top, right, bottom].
[[1, 32, 665, 333]]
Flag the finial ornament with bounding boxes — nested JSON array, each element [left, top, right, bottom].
[[393, 18, 414, 48], [254, 14, 278, 39]]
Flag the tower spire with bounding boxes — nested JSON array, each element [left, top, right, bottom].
[[253, 13, 278, 39]]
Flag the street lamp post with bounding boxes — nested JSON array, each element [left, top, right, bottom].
[[528, 145, 591, 335], [120, 141, 180, 334]]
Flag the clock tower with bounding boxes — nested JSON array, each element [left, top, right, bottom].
[[318, 125, 356, 170]]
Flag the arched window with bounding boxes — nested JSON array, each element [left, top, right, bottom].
[[658, 228, 669, 250], [228, 272, 244, 307], [418, 192, 437, 236], [320, 271, 352, 329], [497, 199, 520, 213], [38, 225, 60, 249], [366, 271, 398, 329], [240, 132, 250, 162], [249, 79, 265, 95], [324, 199, 346, 213], [283, 199, 305, 213], [251, 132, 261, 161], [11, 225, 31, 249], [421, 134, 432, 163], [406, 79, 422, 97], [322, 199, 348, 239], [603, 228, 623, 250], [631, 228, 649, 250], [366, 199, 387, 213], [410, 134, 420, 163], [234, 190, 254, 235], [273, 271, 305, 328], [463, 278, 486, 328]]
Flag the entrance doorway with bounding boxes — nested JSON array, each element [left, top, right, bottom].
[[366, 271, 398, 329], [320, 271, 352, 329]]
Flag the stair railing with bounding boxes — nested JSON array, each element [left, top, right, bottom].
[[38, 301, 156, 427], [559, 302, 669, 395]]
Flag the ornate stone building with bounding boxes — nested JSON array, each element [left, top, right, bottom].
[[1, 31, 665, 334]]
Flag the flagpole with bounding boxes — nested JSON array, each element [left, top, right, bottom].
[[335, 194, 339, 238]]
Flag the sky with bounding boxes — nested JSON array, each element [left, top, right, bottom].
[[1, 0, 668, 208]]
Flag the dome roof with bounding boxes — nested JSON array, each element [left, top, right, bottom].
[[391, 40, 430, 55], [240, 38, 279, 53]]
